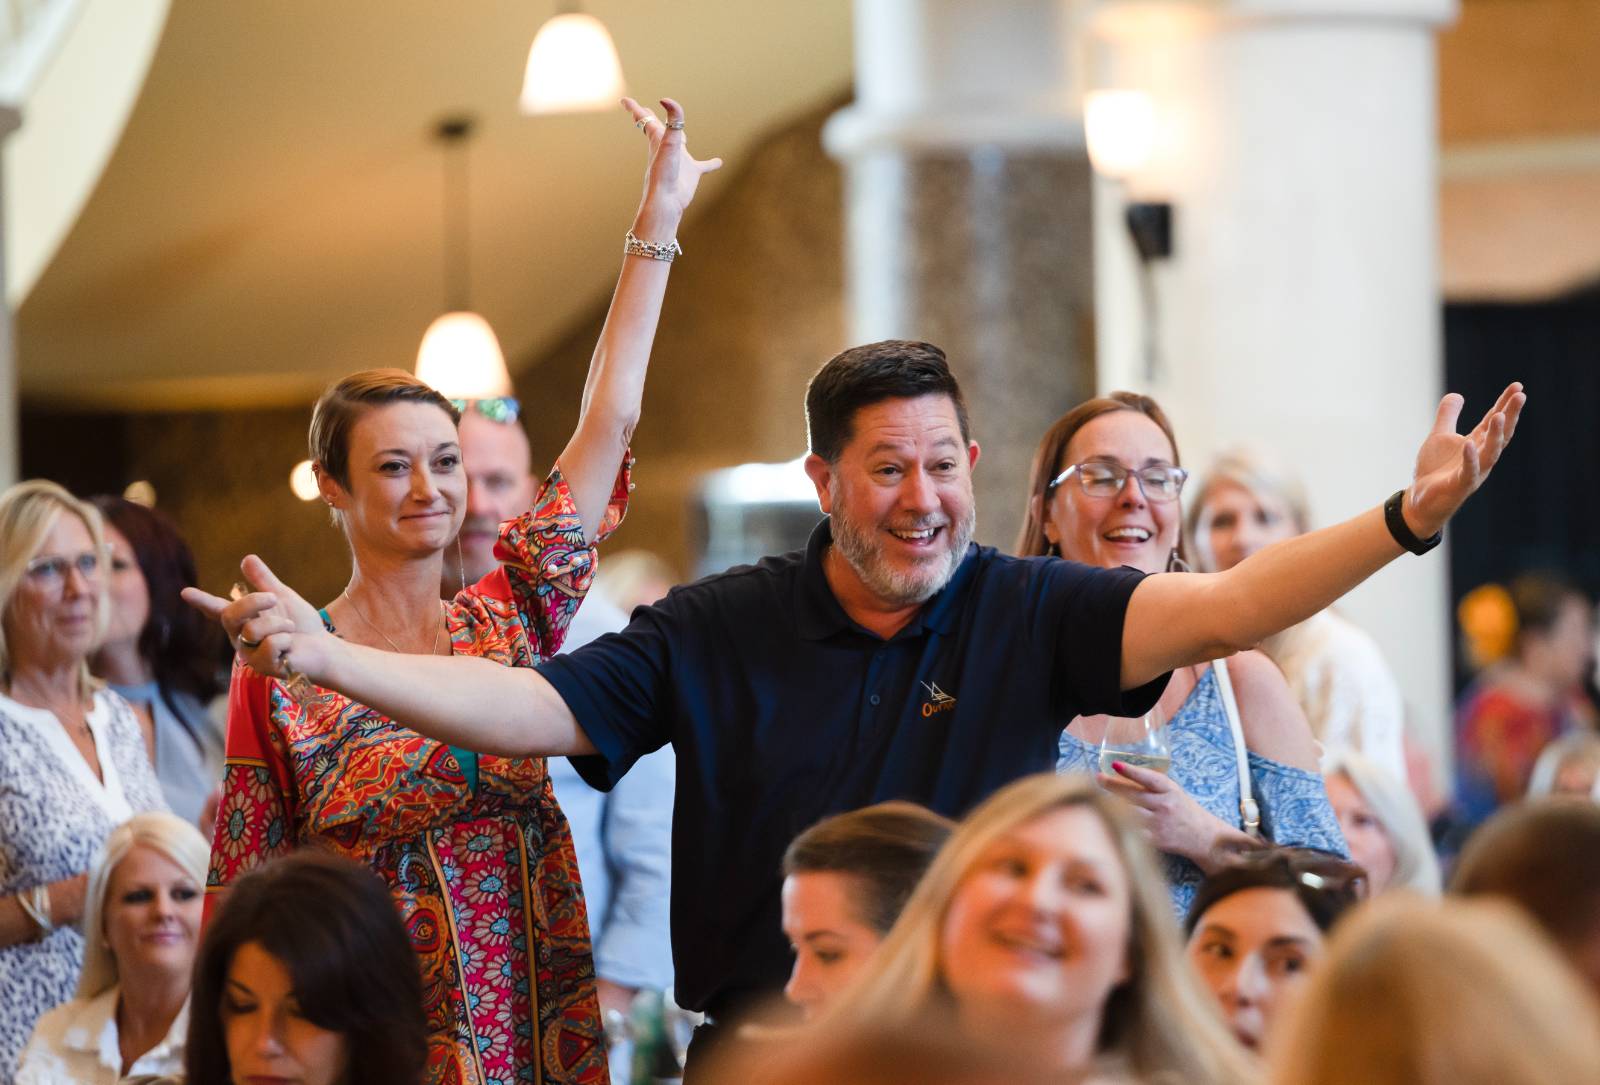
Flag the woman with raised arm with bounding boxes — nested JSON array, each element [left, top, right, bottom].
[[201, 97, 718, 1085]]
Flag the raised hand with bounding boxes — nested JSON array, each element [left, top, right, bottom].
[[622, 97, 722, 231], [1406, 383, 1526, 537]]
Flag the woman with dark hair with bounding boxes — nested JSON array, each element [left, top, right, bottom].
[[1018, 392, 1346, 915], [779, 801, 954, 1019], [1184, 848, 1363, 1053], [1455, 572, 1596, 823], [193, 98, 718, 1085], [90, 496, 227, 827], [188, 849, 426, 1085]]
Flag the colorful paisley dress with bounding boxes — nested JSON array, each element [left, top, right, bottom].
[[207, 463, 628, 1085]]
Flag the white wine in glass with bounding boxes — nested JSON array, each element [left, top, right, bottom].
[[1097, 707, 1172, 777]]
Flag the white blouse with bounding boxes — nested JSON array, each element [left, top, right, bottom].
[[16, 987, 187, 1084], [1260, 610, 1408, 779]]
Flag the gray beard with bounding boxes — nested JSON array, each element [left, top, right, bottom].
[[829, 499, 976, 608]]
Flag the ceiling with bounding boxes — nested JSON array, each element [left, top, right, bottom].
[[15, 0, 854, 409]]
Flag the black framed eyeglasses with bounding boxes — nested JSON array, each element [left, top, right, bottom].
[[1048, 461, 1189, 503], [449, 396, 522, 425]]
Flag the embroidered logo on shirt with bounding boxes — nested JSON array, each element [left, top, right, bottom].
[[920, 681, 957, 717]]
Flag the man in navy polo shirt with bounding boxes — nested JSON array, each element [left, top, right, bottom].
[[211, 340, 1523, 1066]]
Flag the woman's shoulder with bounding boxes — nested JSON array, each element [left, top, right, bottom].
[[21, 987, 117, 1056], [1215, 651, 1319, 768]]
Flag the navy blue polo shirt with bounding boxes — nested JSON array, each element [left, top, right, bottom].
[[537, 518, 1166, 1015]]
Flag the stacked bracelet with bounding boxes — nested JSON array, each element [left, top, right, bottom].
[[624, 230, 683, 263], [17, 884, 52, 937]]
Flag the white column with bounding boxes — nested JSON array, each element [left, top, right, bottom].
[[825, 0, 1100, 548], [0, 103, 20, 488], [1090, 0, 1458, 768]]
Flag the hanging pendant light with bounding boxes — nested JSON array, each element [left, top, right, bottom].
[[415, 116, 512, 399], [518, 5, 626, 115]]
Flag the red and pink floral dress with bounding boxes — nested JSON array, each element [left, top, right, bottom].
[[207, 463, 629, 1085]]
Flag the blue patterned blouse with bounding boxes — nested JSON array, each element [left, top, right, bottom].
[[1057, 666, 1348, 918]]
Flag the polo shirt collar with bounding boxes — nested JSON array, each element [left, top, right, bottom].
[[795, 517, 979, 641]]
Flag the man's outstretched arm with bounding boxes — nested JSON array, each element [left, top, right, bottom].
[[184, 560, 595, 758], [1120, 383, 1526, 689]]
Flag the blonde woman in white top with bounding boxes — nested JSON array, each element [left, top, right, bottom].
[[1187, 449, 1407, 780], [0, 481, 167, 1083], [18, 812, 208, 1084]]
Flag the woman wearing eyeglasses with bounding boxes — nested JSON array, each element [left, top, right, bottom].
[[1017, 392, 1346, 915], [0, 480, 168, 1083], [201, 98, 719, 1085]]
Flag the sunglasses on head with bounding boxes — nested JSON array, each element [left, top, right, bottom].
[[450, 396, 522, 425]]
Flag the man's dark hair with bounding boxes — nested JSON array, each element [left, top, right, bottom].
[[782, 801, 955, 935], [805, 340, 971, 463], [187, 850, 428, 1085]]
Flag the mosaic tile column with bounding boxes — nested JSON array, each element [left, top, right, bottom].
[[824, 0, 1099, 551]]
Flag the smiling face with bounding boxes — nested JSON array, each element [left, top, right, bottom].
[[103, 842, 203, 985], [319, 401, 466, 561], [3, 511, 104, 672], [1042, 411, 1181, 575], [939, 805, 1132, 1030], [1325, 773, 1396, 894], [781, 871, 885, 1020], [222, 941, 349, 1085], [806, 394, 980, 610], [1186, 886, 1325, 1051]]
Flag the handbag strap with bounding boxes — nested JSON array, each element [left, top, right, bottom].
[[1212, 657, 1261, 837]]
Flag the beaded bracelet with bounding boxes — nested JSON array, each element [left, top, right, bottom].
[[624, 230, 683, 263]]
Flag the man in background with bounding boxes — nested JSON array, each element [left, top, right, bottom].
[[451, 397, 676, 1031]]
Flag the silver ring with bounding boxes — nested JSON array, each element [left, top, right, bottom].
[[237, 633, 262, 650], [635, 118, 650, 130], [665, 120, 685, 131]]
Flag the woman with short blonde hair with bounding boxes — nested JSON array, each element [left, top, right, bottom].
[[821, 774, 1258, 1085], [19, 812, 208, 1082], [1321, 749, 1440, 896], [1185, 448, 1407, 779], [0, 480, 167, 1082], [1270, 896, 1600, 1085]]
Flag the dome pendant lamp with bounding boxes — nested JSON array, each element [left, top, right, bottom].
[[518, 3, 627, 115], [415, 115, 512, 399]]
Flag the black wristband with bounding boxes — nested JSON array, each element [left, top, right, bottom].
[[1384, 490, 1442, 556]]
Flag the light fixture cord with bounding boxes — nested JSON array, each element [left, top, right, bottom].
[[442, 131, 472, 312]]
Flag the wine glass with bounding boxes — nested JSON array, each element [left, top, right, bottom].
[[1097, 704, 1172, 778]]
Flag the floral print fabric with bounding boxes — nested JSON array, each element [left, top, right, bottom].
[[208, 462, 629, 1085]]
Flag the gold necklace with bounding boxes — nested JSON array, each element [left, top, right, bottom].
[[339, 591, 446, 655]]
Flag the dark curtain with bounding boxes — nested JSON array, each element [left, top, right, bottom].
[[1443, 281, 1600, 691]]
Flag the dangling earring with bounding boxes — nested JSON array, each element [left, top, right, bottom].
[[455, 536, 468, 595], [1166, 548, 1192, 574]]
